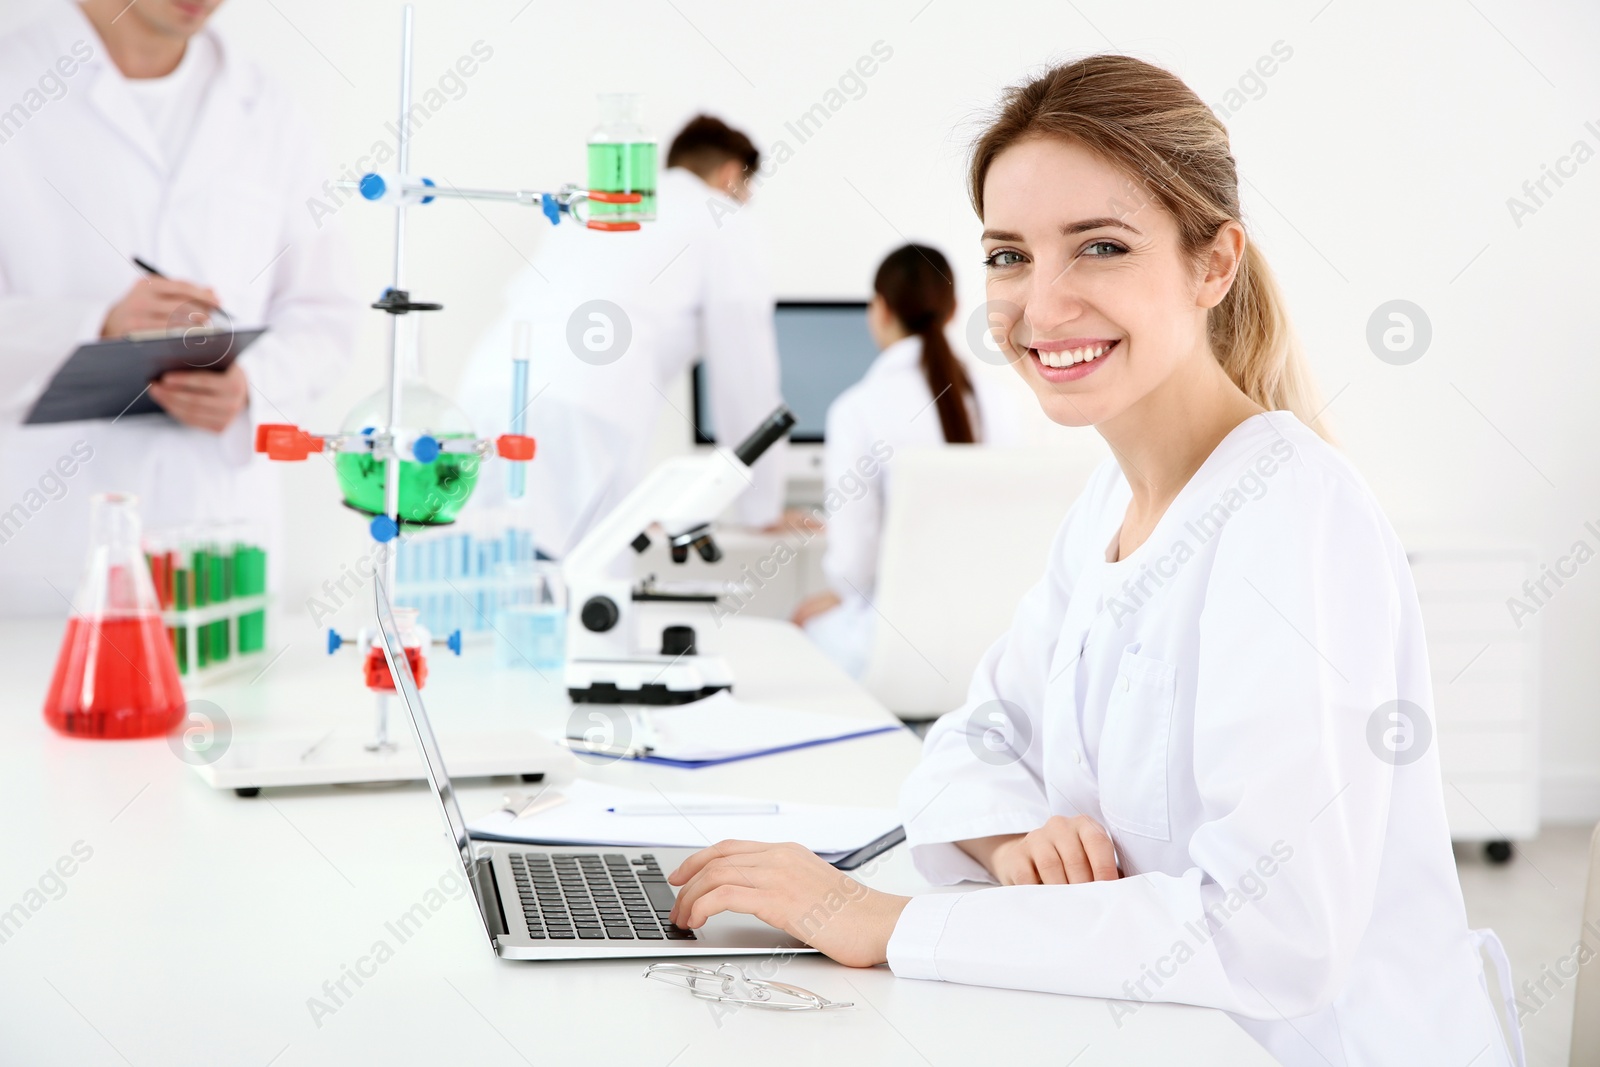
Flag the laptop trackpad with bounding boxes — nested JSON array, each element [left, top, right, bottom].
[[692, 910, 815, 952]]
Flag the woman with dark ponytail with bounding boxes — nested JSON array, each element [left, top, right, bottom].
[[873, 245, 977, 445], [791, 243, 1017, 677]]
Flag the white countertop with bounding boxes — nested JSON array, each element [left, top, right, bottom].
[[0, 615, 1271, 1065]]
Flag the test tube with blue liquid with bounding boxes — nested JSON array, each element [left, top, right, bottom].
[[509, 320, 530, 500]]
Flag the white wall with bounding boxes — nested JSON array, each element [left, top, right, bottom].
[[8, 0, 1598, 817]]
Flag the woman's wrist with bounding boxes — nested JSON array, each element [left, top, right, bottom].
[[864, 891, 914, 965], [956, 833, 1021, 878]]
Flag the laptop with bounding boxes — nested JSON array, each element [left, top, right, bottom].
[[374, 576, 813, 960]]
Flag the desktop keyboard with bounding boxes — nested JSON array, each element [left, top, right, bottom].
[[509, 852, 697, 941]]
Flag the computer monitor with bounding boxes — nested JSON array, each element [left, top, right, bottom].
[[692, 300, 877, 446]]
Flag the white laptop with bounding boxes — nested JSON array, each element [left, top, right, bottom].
[[375, 575, 812, 960]]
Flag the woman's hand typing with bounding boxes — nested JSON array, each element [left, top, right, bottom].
[[668, 840, 910, 967]]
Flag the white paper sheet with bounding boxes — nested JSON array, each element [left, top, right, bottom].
[[467, 779, 902, 861], [640, 691, 899, 763]]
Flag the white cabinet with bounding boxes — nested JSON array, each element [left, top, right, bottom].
[[1408, 550, 1540, 856]]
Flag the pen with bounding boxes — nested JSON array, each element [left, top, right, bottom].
[[558, 738, 651, 761], [561, 707, 658, 758], [131, 256, 229, 324], [606, 803, 781, 816]]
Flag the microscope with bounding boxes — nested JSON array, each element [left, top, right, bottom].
[[562, 406, 795, 704]]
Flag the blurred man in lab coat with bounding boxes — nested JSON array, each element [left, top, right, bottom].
[[0, 0, 361, 613], [457, 115, 792, 560]]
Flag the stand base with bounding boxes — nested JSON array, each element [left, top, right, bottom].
[[566, 655, 733, 704], [192, 731, 575, 795]]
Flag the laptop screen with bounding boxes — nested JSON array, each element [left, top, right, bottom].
[[374, 575, 498, 943]]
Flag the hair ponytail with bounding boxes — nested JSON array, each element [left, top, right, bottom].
[[1211, 241, 1324, 434], [873, 244, 978, 444], [967, 55, 1331, 440]]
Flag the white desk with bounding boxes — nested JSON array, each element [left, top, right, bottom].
[[0, 616, 1271, 1066]]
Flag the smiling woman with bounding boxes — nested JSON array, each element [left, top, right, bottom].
[[968, 56, 1326, 444], [667, 55, 1523, 1067]]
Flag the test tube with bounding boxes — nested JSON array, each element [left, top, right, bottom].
[[235, 527, 267, 655], [508, 319, 530, 500]]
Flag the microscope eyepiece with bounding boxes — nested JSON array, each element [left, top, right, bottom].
[[733, 406, 796, 467]]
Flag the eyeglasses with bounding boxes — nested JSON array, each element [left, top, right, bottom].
[[643, 962, 853, 1011]]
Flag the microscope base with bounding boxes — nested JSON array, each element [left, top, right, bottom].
[[566, 655, 734, 704]]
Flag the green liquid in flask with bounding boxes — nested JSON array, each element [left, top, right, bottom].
[[335, 441, 481, 527], [587, 141, 657, 222]]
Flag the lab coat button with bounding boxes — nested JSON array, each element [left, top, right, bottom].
[[1073, 749, 1082, 764], [1119, 675, 1130, 692]]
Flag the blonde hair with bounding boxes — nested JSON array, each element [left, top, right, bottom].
[[969, 55, 1331, 440]]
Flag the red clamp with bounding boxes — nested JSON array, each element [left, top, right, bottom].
[[585, 191, 643, 231], [496, 434, 536, 461], [255, 423, 325, 461]]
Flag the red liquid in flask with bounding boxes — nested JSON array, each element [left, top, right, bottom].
[[43, 613, 186, 738], [364, 643, 427, 691]]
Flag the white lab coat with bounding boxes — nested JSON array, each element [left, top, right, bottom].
[[804, 334, 1019, 677], [0, 3, 360, 614], [457, 166, 786, 559], [889, 411, 1520, 1067]]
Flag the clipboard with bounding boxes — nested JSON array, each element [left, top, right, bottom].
[[24, 326, 267, 425], [625, 725, 904, 769]]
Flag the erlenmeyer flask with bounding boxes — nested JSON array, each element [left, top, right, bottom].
[[43, 493, 186, 739]]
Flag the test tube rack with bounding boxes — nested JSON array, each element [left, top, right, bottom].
[[147, 538, 272, 688], [393, 524, 538, 636]]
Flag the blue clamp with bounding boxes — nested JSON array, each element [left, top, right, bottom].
[[358, 173, 434, 204], [447, 629, 462, 656], [413, 434, 440, 463], [369, 514, 399, 543], [541, 193, 561, 226], [327, 629, 343, 655]]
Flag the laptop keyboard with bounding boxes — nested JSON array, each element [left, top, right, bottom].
[[509, 852, 697, 941]]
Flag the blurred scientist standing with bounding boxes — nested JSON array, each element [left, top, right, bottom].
[[794, 245, 1017, 677], [0, 0, 360, 613], [457, 115, 791, 560]]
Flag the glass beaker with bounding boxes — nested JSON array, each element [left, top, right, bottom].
[[587, 93, 657, 224], [493, 561, 566, 673], [43, 493, 186, 739]]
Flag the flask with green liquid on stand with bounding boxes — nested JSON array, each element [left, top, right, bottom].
[[334, 336, 483, 528], [587, 93, 656, 226]]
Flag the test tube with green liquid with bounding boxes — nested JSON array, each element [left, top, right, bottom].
[[235, 542, 266, 653], [192, 546, 210, 669], [174, 567, 190, 675], [207, 539, 230, 664]]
